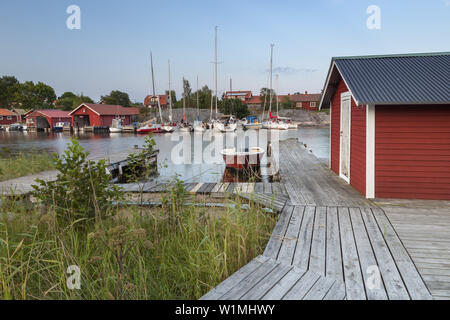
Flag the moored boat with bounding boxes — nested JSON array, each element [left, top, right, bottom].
[[242, 116, 262, 130], [220, 147, 265, 170], [109, 118, 123, 133]]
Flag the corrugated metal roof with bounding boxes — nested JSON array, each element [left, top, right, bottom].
[[319, 52, 450, 108]]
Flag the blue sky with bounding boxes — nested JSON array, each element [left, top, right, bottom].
[[0, 0, 449, 102]]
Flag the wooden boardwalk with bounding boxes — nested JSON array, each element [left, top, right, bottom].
[[202, 140, 435, 300], [377, 199, 450, 300]]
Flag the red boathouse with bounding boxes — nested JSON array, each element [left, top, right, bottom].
[[25, 110, 72, 130], [319, 52, 450, 200], [69, 104, 139, 128]]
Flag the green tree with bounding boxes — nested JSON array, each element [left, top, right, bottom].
[[219, 98, 249, 119], [56, 92, 94, 111], [280, 96, 294, 109], [0, 76, 20, 108], [101, 90, 132, 107], [14, 81, 56, 110]]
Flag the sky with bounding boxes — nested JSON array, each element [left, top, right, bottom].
[[0, 0, 449, 102]]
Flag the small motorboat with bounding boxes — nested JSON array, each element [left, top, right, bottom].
[[193, 120, 206, 132], [242, 116, 263, 130], [109, 119, 123, 133], [278, 116, 298, 129], [161, 122, 177, 133], [178, 122, 193, 132], [8, 123, 24, 131], [220, 147, 265, 170], [137, 122, 163, 134], [215, 115, 237, 132]]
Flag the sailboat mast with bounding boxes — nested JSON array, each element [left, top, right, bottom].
[[214, 26, 218, 117], [151, 51, 163, 123], [182, 77, 186, 122], [268, 44, 274, 116], [276, 74, 279, 117], [230, 77, 233, 115], [168, 60, 172, 122], [197, 75, 199, 117]]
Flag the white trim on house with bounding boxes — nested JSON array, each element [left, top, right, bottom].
[[318, 61, 336, 110], [69, 104, 101, 116], [339, 91, 352, 183], [366, 104, 375, 198]]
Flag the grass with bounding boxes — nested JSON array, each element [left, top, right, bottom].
[[0, 192, 276, 300], [0, 152, 55, 181]]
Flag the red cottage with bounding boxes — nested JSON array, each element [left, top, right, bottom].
[[25, 110, 72, 130], [289, 93, 322, 111], [0, 109, 18, 126], [319, 52, 450, 200], [69, 104, 140, 128]]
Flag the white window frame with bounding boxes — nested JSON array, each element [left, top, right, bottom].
[[310, 101, 316, 108], [366, 104, 375, 198], [339, 92, 352, 183], [7, 116, 12, 120], [0, 116, 3, 120]]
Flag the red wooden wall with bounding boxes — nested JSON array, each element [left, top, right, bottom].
[[330, 79, 367, 196], [375, 105, 450, 200], [0, 116, 18, 125], [71, 107, 133, 127]]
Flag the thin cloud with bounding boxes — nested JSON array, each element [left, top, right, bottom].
[[263, 66, 318, 75]]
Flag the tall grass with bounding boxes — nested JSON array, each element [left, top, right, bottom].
[[0, 152, 55, 181], [0, 194, 276, 300]]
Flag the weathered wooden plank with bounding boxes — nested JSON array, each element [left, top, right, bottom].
[[211, 183, 222, 193], [371, 207, 433, 300], [348, 207, 388, 300], [240, 264, 293, 300], [190, 183, 204, 194], [220, 259, 279, 300], [292, 206, 316, 271], [325, 207, 343, 281], [264, 206, 295, 259], [277, 206, 305, 265], [226, 183, 235, 194], [338, 207, 366, 300], [247, 182, 255, 194], [309, 206, 327, 276], [261, 267, 306, 300], [264, 183, 272, 194], [323, 280, 346, 300], [282, 271, 321, 300], [254, 182, 264, 193], [200, 255, 269, 300], [360, 207, 410, 300], [218, 183, 230, 193], [303, 276, 336, 300]]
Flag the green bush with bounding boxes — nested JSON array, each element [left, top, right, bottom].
[[32, 139, 123, 222]]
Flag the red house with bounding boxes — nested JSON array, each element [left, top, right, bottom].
[[289, 93, 322, 110], [25, 110, 72, 130], [319, 52, 450, 200], [0, 109, 18, 126], [69, 104, 140, 128], [144, 95, 168, 108]]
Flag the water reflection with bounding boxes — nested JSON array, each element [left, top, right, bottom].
[[0, 127, 329, 183]]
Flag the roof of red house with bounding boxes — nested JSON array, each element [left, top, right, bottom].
[[144, 95, 168, 106], [70, 104, 140, 116], [0, 109, 16, 116], [288, 94, 322, 102], [246, 96, 262, 104], [31, 110, 72, 118]]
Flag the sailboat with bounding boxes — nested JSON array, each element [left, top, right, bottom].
[[208, 26, 221, 131], [162, 60, 177, 133], [179, 77, 193, 132], [215, 78, 237, 132], [138, 51, 164, 134], [110, 105, 123, 133], [193, 76, 206, 132], [262, 45, 288, 130]]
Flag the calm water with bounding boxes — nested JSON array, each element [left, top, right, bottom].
[[0, 127, 329, 183]]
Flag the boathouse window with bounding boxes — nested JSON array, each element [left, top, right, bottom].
[[310, 102, 316, 107], [0, 116, 3, 120], [7, 116, 12, 120]]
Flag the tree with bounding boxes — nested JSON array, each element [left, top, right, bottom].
[[56, 92, 94, 111], [280, 96, 294, 109], [14, 81, 56, 110], [260, 87, 276, 111], [0, 76, 19, 108], [219, 98, 249, 119], [165, 90, 177, 106], [101, 90, 132, 107]]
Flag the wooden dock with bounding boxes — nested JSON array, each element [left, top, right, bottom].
[[202, 139, 439, 300]]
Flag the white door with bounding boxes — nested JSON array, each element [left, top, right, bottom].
[[340, 93, 351, 182]]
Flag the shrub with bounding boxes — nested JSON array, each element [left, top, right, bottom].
[[32, 138, 123, 222]]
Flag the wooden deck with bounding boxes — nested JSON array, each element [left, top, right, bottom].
[[201, 139, 437, 300], [377, 199, 450, 300]]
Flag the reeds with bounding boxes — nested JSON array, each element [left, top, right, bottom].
[[0, 194, 276, 300], [0, 152, 55, 181]]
